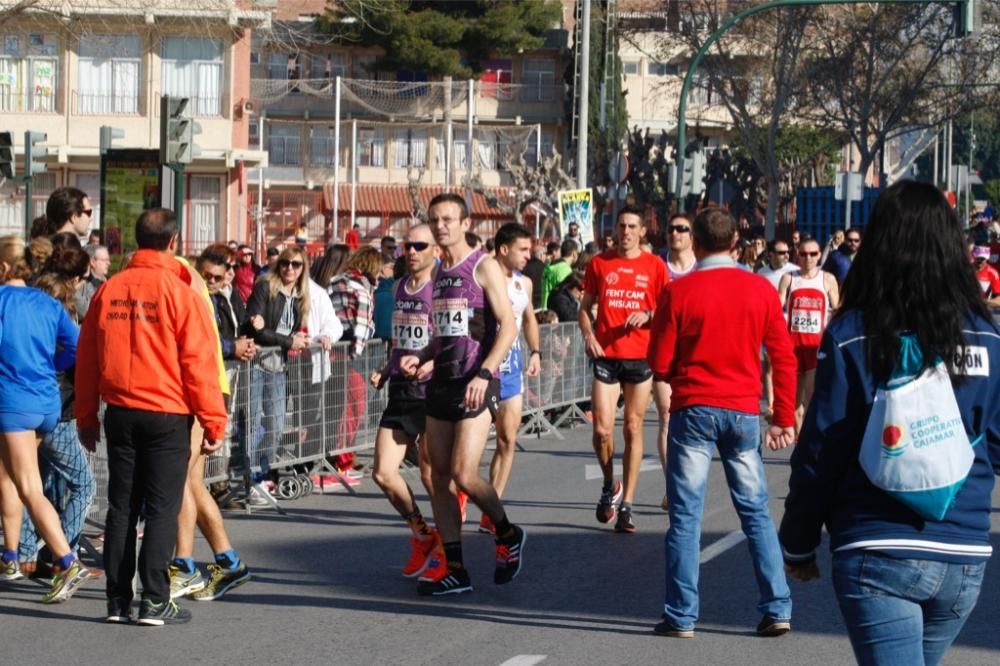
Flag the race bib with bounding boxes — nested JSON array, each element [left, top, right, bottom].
[[432, 298, 470, 337], [391, 311, 430, 351], [790, 309, 822, 334]]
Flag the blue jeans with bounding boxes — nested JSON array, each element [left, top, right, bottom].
[[833, 550, 986, 666], [19, 420, 95, 560], [248, 366, 287, 481], [663, 406, 791, 630]]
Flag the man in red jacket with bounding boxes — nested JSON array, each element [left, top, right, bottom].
[[647, 208, 796, 639], [77, 208, 227, 626]]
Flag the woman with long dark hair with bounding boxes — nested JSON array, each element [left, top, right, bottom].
[[780, 181, 1000, 665]]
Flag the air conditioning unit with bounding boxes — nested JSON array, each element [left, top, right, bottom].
[[238, 98, 257, 117]]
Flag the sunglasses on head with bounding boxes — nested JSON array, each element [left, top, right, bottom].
[[405, 241, 430, 252], [668, 225, 691, 234], [278, 259, 304, 269]]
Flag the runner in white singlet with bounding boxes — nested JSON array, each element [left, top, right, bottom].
[[482, 224, 540, 534]]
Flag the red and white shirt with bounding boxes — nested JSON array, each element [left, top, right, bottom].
[[975, 264, 1000, 298], [583, 250, 667, 359], [786, 272, 830, 349]]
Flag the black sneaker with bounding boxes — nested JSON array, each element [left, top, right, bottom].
[[137, 598, 192, 626], [596, 479, 623, 524], [494, 525, 526, 585], [756, 614, 791, 637], [613, 507, 636, 533], [106, 598, 133, 624], [653, 618, 695, 638], [416, 566, 473, 596]]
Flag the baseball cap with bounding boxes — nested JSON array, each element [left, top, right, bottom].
[[973, 246, 990, 259]]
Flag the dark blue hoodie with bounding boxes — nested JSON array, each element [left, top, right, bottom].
[[780, 309, 1000, 564]]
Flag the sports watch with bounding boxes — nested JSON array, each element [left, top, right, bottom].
[[477, 368, 493, 380]]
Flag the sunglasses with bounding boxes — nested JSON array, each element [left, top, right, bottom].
[[81, 208, 94, 217], [845, 238, 861, 243], [773, 250, 790, 255], [405, 241, 430, 252], [278, 259, 304, 269], [225, 262, 237, 270], [668, 225, 691, 234], [203, 273, 226, 283], [801, 251, 820, 257]]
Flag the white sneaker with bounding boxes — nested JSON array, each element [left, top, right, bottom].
[[249, 485, 274, 507]]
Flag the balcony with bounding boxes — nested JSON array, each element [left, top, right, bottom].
[[71, 90, 143, 116], [250, 77, 566, 124], [0, 89, 57, 114]]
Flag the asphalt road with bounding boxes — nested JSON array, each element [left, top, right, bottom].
[[3, 413, 999, 665]]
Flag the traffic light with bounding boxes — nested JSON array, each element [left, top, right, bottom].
[[100, 126, 125, 155], [25, 131, 48, 176], [0, 131, 13, 179], [954, 0, 981, 37], [160, 95, 198, 164], [688, 149, 706, 197]]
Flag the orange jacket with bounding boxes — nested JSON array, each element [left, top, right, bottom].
[[75, 249, 228, 440]]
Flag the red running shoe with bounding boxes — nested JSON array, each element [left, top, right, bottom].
[[457, 491, 469, 524], [478, 514, 496, 535], [402, 532, 440, 579]]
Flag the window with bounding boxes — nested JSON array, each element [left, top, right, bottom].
[[353, 54, 379, 78], [78, 34, 141, 115], [268, 124, 301, 166], [481, 59, 512, 100], [476, 129, 497, 170], [526, 128, 554, 167], [0, 33, 58, 113], [622, 61, 639, 76], [248, 119, 260, 147], [521, 58, 554, 101], [310, 53, 345, 80], [452, 138, 468, 171], [357, 127, 385, 167], [310, 127, 339, 166], [690, 74, 715, 105], [161, 37, 224, 117], [647, 62, 670, 77], [268, 52, 302, 81], [188, 176, 222, 254], [249, 51, 260, 65], [392, 128, 427, 168]]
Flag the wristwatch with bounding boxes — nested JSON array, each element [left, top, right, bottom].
[[477, 368, 493, 380]]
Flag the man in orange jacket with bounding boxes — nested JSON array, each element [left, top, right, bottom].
[[76, 208, 227, 626]]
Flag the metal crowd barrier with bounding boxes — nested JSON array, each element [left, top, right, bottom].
[[84, 322, 594, 522]]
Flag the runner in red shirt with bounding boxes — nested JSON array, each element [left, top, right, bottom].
[[579, 205, 667, 533], [972, 246, 1000, 307], [777, 237, 839, 437]]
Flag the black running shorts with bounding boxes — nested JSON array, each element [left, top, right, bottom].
[[592, 357, 653, 385], [378, 381, 428, 439], [426, 378, 500, 422]]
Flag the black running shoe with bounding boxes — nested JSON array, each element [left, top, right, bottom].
[[416, 566, 473, 596], [614, 507, 636, 534], [756, 614, 791, 637], [137, 598, 192, 626], [106, 597, 133, 624], [596, 479, 623, 524], [494, 525, 526, 585], [653, 618, 695, 638]]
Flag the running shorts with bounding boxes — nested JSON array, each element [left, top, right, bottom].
[[426, 378, 500, 422], [592, 358, 653, 385], [0, 411, 59, 435], [794, 346, 820, 373], [499, 346, 524, 402], [378, 380, 428, 439]]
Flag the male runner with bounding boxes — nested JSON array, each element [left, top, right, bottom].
[[653, 214, 696, 510], [778, 237, 839, 436], [578, 204, 667, 533], [480, 223, 541, 535], [369, 224, 440, 579], [400, 193, 525, 596]]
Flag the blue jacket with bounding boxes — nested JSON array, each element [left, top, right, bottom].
[[821, 249, 852, 286], [780, 309, 1000, 564], [0, 286, 79, 417]]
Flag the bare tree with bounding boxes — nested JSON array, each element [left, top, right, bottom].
[[803, 5, 1000, 181]]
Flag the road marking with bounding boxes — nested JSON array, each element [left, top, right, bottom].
[[700, 530, 747, 564], [585, 456, 661, 480], [499, 657, 547, 666]]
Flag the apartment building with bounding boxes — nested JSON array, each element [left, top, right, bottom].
[[0, 0, 268, 250], [248, 0, 571, 247]]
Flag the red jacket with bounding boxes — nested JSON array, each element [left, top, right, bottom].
[[648, 255, 797, 427], [75, 250, 228, 440]]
